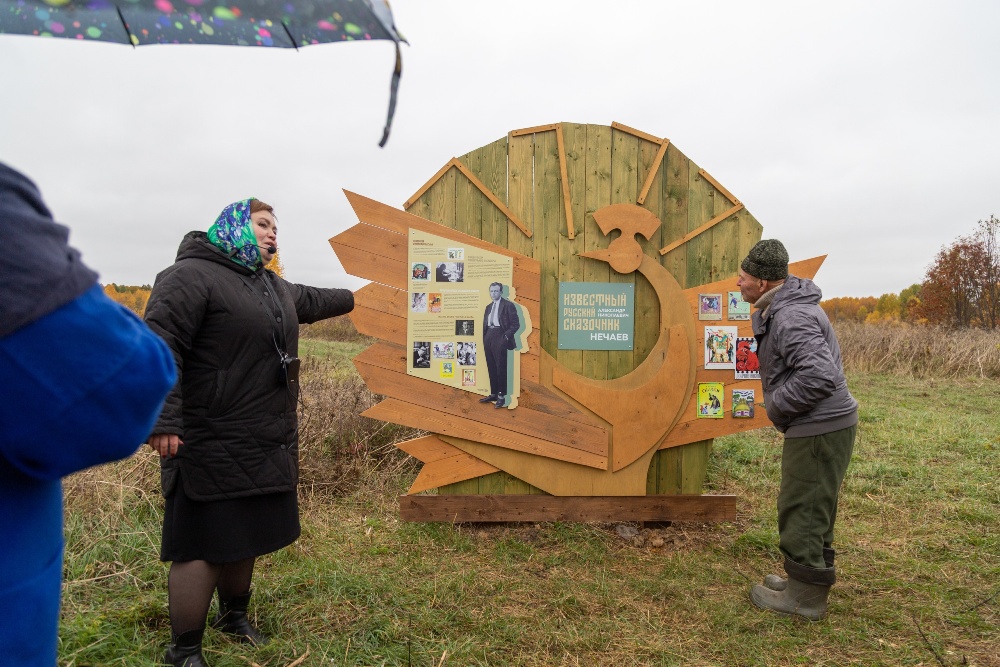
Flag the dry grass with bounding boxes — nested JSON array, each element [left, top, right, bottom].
[[835, 321, 1000, 379], [56, 333, 999, 666]]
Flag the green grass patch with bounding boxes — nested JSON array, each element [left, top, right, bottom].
[[58, 372, 999, 666]]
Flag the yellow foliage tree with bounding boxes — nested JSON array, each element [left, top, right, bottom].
[[266, 249, 285, 278]]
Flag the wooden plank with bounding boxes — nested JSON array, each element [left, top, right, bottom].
[[344, 191, 541, 275], [455, 144, 483, 239], [355, 356, 608, 457], [579, 123, 611, 380], [353, 282, 407, 319], [534, 127, 563, 359], [363, 399, 608, 469], [425, 161, 457, 228], [330, 234, 406, 289], [680, 441, 710, 494], [637, 139, 669, 205], [659, 143, 690, 287], [710, 185, 742, 285], [510, 124, 558, 137], [452, 158, 532, 239], [404, 159, 455, 210], [658, 203, 744, 256], [356, 341, 600, 427], [610, 121, 664, 145], [698, 168, 741, 206], [608, 125, 640, 379], [634, 138, 664, 366], [407, 453, 500, 494], [555, 123, 576, 239], [507, 132, 536, 258], [438, 477, 481, 495], [397, 434, 466, 463], [399, 494, 737, 522], [350, 305, 406, 345], [480, 137, 510, 248]]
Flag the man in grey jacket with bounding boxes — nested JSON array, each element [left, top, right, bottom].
[[737, 239, 858, 621]]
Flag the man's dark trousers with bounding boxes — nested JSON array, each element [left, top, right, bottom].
[[483, 326, 507, 398], [778, 424, 856, 584]]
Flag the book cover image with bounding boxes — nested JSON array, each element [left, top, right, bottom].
[[735, 337, 761, 380], [439, 361, 455, 379], [728, 291, 750, 320], [697, 382, 725, 418], [699, 293, 722, 320], [732, 388, 755, 418], [428, 293, 443, 313], [704, 326, 738, 369]]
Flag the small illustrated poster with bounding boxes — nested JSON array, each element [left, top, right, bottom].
[[462, 369, 476, 386], [728, 291, 750, 320], [439, 361, 455, 379], [428, 293, 443, 313], [704, 326, 738, 369], [732, 389, 755, 418], [698, 382, 725, 418], [432, 342, 455, 359], [698, 293, 722, 320], [735, 337, 761, 380]]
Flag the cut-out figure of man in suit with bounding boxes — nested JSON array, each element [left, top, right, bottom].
[[479, 282, 520, 408]]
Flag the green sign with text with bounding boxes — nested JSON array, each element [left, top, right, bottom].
[[558, 282, 634, 350]]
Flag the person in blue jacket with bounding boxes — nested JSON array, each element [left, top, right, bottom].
[[0, 162, 177, 666]]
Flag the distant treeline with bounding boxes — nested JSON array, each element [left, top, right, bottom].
[[822, 215, 999, 329]]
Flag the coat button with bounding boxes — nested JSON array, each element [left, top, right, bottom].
[[263, 291, 269, 297], [276, 316, 282, 322], [280, 444, 287, 450]]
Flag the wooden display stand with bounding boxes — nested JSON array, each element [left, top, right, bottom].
[[331, 122, 825, 522]]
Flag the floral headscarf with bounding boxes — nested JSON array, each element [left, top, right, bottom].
[[207, 198, 261, 270]]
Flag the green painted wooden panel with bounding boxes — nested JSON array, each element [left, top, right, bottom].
[[507, 133, 535, 258], [608, 127, 640, 379], [646, 440, 712, 495], [580, 123, 611, 380], [634, 137, 664, 365], [534, 129, 563, 359], [660, 142, 690, 287]]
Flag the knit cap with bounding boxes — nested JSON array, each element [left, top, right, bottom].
[[741, 239, 789, 281]]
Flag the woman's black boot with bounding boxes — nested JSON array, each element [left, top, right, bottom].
[[212, 591, 269, 646], [163, 628, 209, 667]]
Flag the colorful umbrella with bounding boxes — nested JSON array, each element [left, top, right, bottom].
[[0, 0, 406, 145]]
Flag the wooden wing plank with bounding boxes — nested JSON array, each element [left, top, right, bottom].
[[362, 399, 608, 469], [355, 282, 407, 319], [357, 341, 605, 428], [407, 453, 500, 494], [395, 434, 463, 462], [354, 357, 610, 457], [330, 242, 406, 289], [344, 190, 541, 276], [350, 306, 406, 345]]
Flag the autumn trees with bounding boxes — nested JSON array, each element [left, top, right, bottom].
[[916, 215, 999, 329]]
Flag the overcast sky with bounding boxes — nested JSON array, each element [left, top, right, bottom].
[[1, 1, 997, 298]]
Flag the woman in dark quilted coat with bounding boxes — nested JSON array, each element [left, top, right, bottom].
[[144, 198, 354, 666]]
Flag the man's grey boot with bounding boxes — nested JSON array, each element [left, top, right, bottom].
[[762, 548, 835, 591], [750, 576, 831, 621]]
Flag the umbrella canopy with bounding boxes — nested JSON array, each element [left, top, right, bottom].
[[0, 0, 406, 144]]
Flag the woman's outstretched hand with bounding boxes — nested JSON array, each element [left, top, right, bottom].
[[148, 433, 183, 458]]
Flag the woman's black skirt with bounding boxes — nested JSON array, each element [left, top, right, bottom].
[[160, 482, 300, 563]]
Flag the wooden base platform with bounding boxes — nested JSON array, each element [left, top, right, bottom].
[[399, 494, 737, 523]]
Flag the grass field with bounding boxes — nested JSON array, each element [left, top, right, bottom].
[[58, 337, 999, 666]]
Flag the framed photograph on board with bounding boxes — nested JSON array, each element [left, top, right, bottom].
[[698, 382, 724, 418], [699, 293, 722, 320], [704, 326, 738, 369]]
